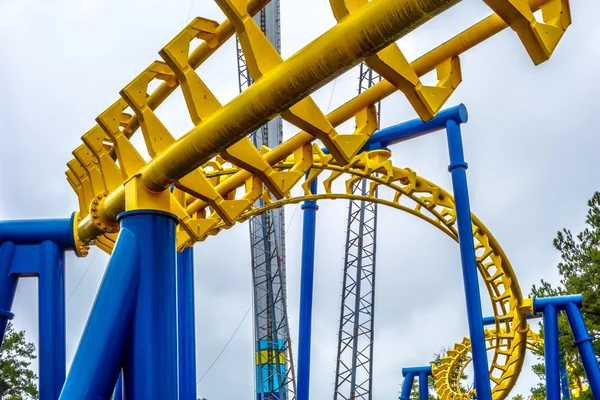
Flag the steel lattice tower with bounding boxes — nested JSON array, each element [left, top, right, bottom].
[[236, 2, 297, 399], [333, 63, 381, 400]]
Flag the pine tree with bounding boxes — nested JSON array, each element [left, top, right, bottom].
[[528, 191, 600, 399]]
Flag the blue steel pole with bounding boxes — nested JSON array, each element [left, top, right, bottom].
[[0, 242, 17, 343], [177, 246, 197, 400], [418, 372, 429, 400], [121, 210, 178, 400], [297, 178, 319, 400], [399, 372, 415, 400], [543, 304, 560, 400], [60, 229, 140, 399], [564, 301, 600, 396], [560, 352, 571, 400], [38, 240, 66, 400], [444, 119, 492, 400]]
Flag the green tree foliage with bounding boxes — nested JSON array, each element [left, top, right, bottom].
[[0, 322, 38, 400], [528, 191, 600, 399]]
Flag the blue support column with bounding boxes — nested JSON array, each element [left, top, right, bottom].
[[177, 246, 197, 400], [560, 352, 571, 400], [60, 228, 140, 399], [297, 179, 319, 400], [542, 304, 560, 400], [565, 301, 600, 396], [0, 242, 17, 343], [38, 240, 66, 400], [399, 372, 415, 400], [418, 372, 429, 400], [0, 216, 75, 347], [121, 210, 178, 400], [402, 366, 432, 400], [444, 119, 492, 400]]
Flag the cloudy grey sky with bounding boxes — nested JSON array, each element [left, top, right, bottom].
[[1, 0, 599, 398]]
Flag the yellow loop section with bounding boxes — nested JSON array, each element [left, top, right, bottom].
[[434, 328, 540, 398], [439, 327, 588, 398], [187, 156, 529, 400], [91, 151, 528, 398]]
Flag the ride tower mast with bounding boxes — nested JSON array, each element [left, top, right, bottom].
[[333, 63, 381, 400], [236, 1, 297, 399]]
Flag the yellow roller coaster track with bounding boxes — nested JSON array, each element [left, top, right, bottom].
[[61, 0, 572, 397], [88, 150, 530, 399], [437, 327, 589, 398]]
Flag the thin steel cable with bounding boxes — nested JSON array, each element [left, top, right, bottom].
[[196, 302, 253, 386], [66, 248, 100, 303]]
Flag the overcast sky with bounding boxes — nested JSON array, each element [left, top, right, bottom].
[[1, 0, 599, 398]]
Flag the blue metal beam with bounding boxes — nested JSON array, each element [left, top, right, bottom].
[[0, 242, 17, 342], [445, 119, 492, 400], [60, 228, 140, 399], [122, 210, 179, 399], [402, 366, 433, 376], [177, 246, 197, 400], [565, 301, 600, 396], [297, 178, 319, 400], [366, 104, 467, 151], [401, 366, 432, 400], [38, 240, 66, 400], [533, 295, 583, 311], [0, 216, 75, 250], [399, 372, 415, 400], [543, 304, 561, 400]]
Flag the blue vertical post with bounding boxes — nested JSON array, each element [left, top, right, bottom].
[[177, 246, 197, 400], [38, 240, 66, 400], [122, 210, 178, 400], [445, 119, 492, 400], [560, 352, 571, 400], [297, 178, 319, 400], [565, 302, 600, 396], [399, 372, 415, 400], [0, 242, 17, 343], [60, 228, 140, 399], [418, 371, 429, 400], [402, 366, 432, 400], [543, 304, 560, 400]]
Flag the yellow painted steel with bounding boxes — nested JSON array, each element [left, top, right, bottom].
[[72, 0, 461, 244], [60, 0, 573, 396], [329, 0, 462, 120], [435, 327, 589, 399], [67, 0, 571, 246], [175, 0, 568, 227]]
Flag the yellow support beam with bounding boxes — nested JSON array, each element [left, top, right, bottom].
[[180, 0, 562, 220], [76, 0, 460, 243]]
